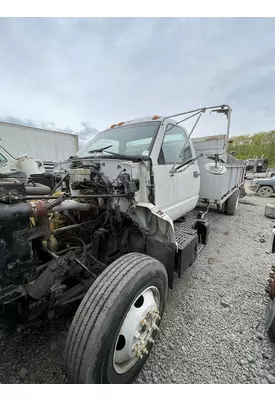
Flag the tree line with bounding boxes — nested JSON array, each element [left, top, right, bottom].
[[228, 130, 275, 166]]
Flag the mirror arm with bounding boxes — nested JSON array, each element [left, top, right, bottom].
[[170, 152, 228, 176], [170, 153, 203, 174], [171, 113, 203, 172]]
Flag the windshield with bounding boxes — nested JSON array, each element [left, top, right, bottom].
[[0, 152, 8, 165], [76, 121, 160, 158]]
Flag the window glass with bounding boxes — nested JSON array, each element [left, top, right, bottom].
[[77, 122, 160, 157], [125, 137, 152, 156], [0, 153, 8, 165], [87, 139, 119, 154], [160, 124, 192, 164]]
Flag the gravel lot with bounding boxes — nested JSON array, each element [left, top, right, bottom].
[[1, 181, 275, 384]]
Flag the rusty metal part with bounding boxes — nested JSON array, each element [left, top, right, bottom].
[[53, 276, 95, 307], [30, 197, 64, 217]]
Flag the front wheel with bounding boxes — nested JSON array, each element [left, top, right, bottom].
[[64, 253, 168, 384], [258, 186, 273, 198], [266, 298, 275, 342]]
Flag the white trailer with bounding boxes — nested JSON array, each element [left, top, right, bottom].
[[0, 121, 79, 167]]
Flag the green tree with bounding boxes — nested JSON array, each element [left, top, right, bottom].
[[228, 130, 275, 167]]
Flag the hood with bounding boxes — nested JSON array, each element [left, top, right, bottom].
[[252, 178, 274, 184]]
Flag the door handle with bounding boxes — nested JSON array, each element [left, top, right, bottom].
[[193, 171, 200, 178]]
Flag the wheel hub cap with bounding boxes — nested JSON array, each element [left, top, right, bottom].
[[113, 286, 160, 374]]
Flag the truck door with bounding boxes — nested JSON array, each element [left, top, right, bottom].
[[153, 123, 200, 221]]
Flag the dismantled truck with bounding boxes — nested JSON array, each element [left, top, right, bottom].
[[0, 105, 246, 384]]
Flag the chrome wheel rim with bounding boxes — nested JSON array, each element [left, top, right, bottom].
[[113, 286, 160, 374]]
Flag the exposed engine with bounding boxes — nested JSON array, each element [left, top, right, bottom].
[[0, 159, 144, 331]]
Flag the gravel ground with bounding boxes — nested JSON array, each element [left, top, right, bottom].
[[1, 182, 275, 384]]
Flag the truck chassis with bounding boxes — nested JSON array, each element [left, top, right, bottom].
[[0, 104, 244, 384]]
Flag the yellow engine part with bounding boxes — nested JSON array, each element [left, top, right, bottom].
[[27, 193, 68, 231], [45, 236, 58, 252], [30, 216, 36, 227], [53, 191, 64, 196], [49, 213, 67, 230]]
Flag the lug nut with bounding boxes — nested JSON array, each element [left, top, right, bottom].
[[152, 324, 160, 331], [134, 331, 141, 339], [142, 347, 149, 355], [135, 349, 143, 359]]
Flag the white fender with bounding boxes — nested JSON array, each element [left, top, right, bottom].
[[129, 202, 176, 245]]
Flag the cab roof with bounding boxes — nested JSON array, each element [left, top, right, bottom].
[[105, 115, 175, 132]]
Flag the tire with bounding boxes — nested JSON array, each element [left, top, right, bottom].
[[226, 189, 240, 215], [64, 252, 168, 384], [217, 203, 226, 213], [267, 312, 275, 343], [257, 186, 273, 198], [266, 298, 275, 343]]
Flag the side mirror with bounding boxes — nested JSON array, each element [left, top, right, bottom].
[[204, 162, 227, 175]]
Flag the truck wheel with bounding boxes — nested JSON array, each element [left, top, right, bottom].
[[258, 186, 273, 197], [217, 203, 226, 213], [226, 189, 240, 215], [64, 253, 168, 384], [265, 297, 275, 343]]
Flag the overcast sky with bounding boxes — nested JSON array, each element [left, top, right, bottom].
[[0, 17, 275, 138]]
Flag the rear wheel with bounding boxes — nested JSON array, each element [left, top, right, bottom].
[[226, 189, 240, 215], [217, 203, 226, 213], [64, 252, 168, 384], [258, 186, 273, 197]]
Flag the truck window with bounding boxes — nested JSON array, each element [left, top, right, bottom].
[[158, 124, 192, 164], [0, 153, 8, 165], [77, 122, 160, 158], [125, 137, 152, 156], [86, 139, 120, 154]]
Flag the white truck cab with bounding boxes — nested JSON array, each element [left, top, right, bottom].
[[77, 115, 201, 221], [150, 118, 200, 220], [76, 105, 244, 224]]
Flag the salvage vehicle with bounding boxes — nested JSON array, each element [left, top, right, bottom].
[[249, 176, 275, 197], [246, 157, 268, 174], [0, 105, 245, 384]]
